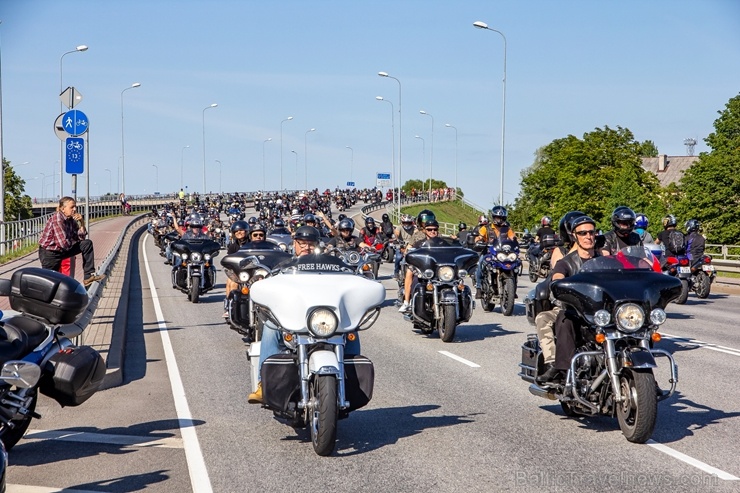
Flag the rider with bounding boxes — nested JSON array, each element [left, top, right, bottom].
[[655, 214, 686, 258], [172, 215, 210, 271], [474, 206, 517, 299], [359, 217, 385, 249], [398, 211, 438, 313], [222, 220, 252, 318], [451, 222, 471, 246], [248, 226, 361, 404], [684, 219, 706, 265], [326, 218, 362, 251], [529, 216, 556, 261], [270, 218, 291, 235], [601, 206, 642, 255], [634, 213, 654, 243], [379, 213, 395, 239], [537, 215, 600, 384], [393, 213, 417, 279]]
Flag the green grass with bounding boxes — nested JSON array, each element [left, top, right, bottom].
[[0, 244, 38, 264], [401, 200, 482, 229]]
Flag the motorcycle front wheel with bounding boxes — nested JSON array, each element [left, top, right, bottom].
[[311, 375, 338, 456], [501, 277, 516, 316], [616, 369, 657, 444], [189, 280, 200, 303], [438, 304, 457, 343], [694, 272, 711, 299], [0, 389, 37, 451], [528, 262, 539, 283], [675, 279, 690, 304]]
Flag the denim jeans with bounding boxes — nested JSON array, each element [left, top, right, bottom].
[[394, 250, 403, 275], [475, 255, 486, 288]]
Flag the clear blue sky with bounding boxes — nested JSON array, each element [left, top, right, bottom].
[[2, 0, 739, 210]]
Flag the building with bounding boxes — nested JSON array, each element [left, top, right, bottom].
[[641, 154, 699, 187]]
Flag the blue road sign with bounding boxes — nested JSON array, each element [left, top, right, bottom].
[[66, 137, 85, 173], [377, 173, 391, 180], [62, 109, 89, 136], [347, 181, 355, 187]]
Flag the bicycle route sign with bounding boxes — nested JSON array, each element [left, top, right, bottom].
[[66, 137, 85, 174]]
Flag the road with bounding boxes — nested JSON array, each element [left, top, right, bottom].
[[6, 204, 740, 492]]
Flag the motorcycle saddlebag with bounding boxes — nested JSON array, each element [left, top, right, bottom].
[[39, 346, 105, 407], [261, 354, 300, 412], [8, 268, 89, 325], [524, 281, 552, 326], [519, 334, 540, 383], [344, 354, 375, 411]]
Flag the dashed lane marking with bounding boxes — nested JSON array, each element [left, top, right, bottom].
[[23, 429, 183, 449], [438, 351, 481, 368]]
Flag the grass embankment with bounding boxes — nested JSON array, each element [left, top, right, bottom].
[[401, 200, 482, 228]]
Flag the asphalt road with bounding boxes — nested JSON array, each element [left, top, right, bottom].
[[6, 204, 740, 493]]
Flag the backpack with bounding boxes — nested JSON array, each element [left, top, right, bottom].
[[667, 230, 686, 254]]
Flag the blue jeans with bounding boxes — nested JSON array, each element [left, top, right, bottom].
[[257, 321, 361, 381], [475, 255, 486, 288], [394, 250, 403, 275]]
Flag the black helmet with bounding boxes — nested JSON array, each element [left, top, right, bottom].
[[611, 206, 636, 235], [559, 211, 585, 243], [416, 209, 436, 228], [230, 220, 249, 233], [293, 226, 320, 243], [304, 213, 317, 224], [425, 219, 440, 229], [365, 217, 376, 227], [382, 213, 390, 222], [338, 218, 355, 232], [491, 206, 508, 226], [685, 219, 700, 233], [569, 215, 596, 242], [188, 214, 203, 228], [249, 223, 267, 237], [274, 218, 286, 228], [458, 222, 467, 231], [662, 214, 677, 229], [247, 216, 258, 226]]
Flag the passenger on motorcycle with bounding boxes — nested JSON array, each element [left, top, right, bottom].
[[601, 206, 642, 255], [474, 206, 517, 299], [538, 215, 600, 384], [634, 213, 654, 243], [398, 214, 440, 313], [393, 213, 417, 278], [248, 226, 361, 404]]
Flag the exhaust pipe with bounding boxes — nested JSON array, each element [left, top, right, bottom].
[[528, 384, 557, 400]]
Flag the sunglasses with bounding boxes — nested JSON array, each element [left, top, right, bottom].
[[251, 233, 265, 238], [574, 230, 596, 237], [425, 228, 439, 232]]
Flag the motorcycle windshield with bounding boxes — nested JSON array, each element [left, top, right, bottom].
[[406, 241, 479, 272], [489, 237, 520, 255], [171, 238, 221, 256], [551, 246, 683, 316], [220, 247, 292, 271]]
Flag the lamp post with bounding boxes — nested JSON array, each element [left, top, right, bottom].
[[180, 145, 189, 191], [104, 168, 112, 195], [202, 103, 218, 195], [280, 116, 293, 190], [379, 71, 402, 218], [304, 128, 315, 191], [59, 44, 88, 198], [445, 123, 458, 198], [151, 164, 158, 194], [291, 151, 298, 190], [262, 138, 272, 191], [345, 146, 353, 182], [474, 20, 507, 205], [120, 82, 141, 198], [420, 110, 434, 193], [376, 96, 395, 202], [414, 135, 425, 195], [215, 160, 221, 194]]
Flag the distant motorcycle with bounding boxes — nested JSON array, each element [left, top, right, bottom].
[[690, 254, 715, 298], [478, 238, 521, 315], [171, 238, 221, 303], [527, 234, 559, 283]]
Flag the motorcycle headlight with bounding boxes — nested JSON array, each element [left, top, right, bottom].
[[594, 309, 611, 327], [239, 271, 250, 283], [278, 243, 287, 251], [496, 253, 508, 262], [181, 253, 189, 261], [191, 252, 202, 262], [423, 269, 434, 279], [307, 307, 338, 337], [204, 254, 212, 261], [438, 266, 455, 282], [458, 269, 468, 278], [615, 303, 645, 333], [506, 253, 518, 262], [650, 308, 667, 326], [347, 251, 361, 264], [253, 268, 269, 280]]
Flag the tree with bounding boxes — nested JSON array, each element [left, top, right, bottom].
[[638, 140, 659, 157], [2, 159, 34, 221], [401, 178, 448, 194], [674, 93, 740, 243]]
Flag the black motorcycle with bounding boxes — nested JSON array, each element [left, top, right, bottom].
[[220, 244, 292, 341], [527, 233, 560, 282], [404, 239, 478, 342], [521, 247, 681, 443], [171, 239, 221, 303]]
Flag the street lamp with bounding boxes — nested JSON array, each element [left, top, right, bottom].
[[445, 123, 458, 198], [104, 168, 112, 195], [180, 145, 189, 191], [379, 71, 402, 218], [376, 96, 395, 202], [345, 146, 354, 182], [202, 103, 218, 195], [420, 110, 434, 193], [151, 164, 158, 194], [291, 151, 298, 190], [415, 135, 425, 195], [474, 20, 507, 205], [262, 138, 272, 191], [215, 160, 221, 194], [59, 44, 88, 198], [280, 116, 293, 190], [304, 128, 316, 191], [120, 82, 141, 197]]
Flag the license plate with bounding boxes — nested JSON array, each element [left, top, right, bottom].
[[702, 265, 715, 272], [678, 266, 691, 274]]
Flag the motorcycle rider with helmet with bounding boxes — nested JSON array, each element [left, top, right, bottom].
[[634, 213, 654, 243], [685, 219, 706, 265], [326, 218, 362, 251], [359, 217, 386, 248], [473, 206, 517, 299], [248, 226, 361, 404], [380, 213, 395, 239], [601, 206, 642, 256], [398, 215, 442, 312], [270, 218, 291, 235], [655, 214, 686, 258], [452, 222, 470, 246], [226, 220, 250, 255], [393, 213, 417, 278], [529, 216, 557, 262]]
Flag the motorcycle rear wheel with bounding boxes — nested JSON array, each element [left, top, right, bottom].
[[675, 279, 689, 304], [694, 272, 711, 299], [189, 281, 200, 303], [501, 277, 516, 316], [310, 375, 338, 456], [0, 390, 37, 451], [616, 369, 657, 444], [438, 304, 457, 343], [528, 262, 539, 283]]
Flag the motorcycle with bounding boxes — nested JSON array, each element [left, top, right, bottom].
[[220, 244, 292, 341], [690, 255, 715, 298], [521, 246, 681, 443], [403, 239, 478, 342], [661, 254, 693, 304], [249, 254, 385, 456], [478, 238, 521, 315], [0, 268, 106, 450], [327, 247, 381, 279], [170, 238, 221, 303], [527, 234, 559, 283]]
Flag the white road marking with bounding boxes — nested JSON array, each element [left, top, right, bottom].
[[23, 429, 183, 449], [662, 333, 740, 357], [647, 440, 740, 480], [8, 485, 99, 493], [143, 235, 213, 493], [438, 351, 480, 368]]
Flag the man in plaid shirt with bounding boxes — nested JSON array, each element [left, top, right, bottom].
[[38, 196, 105, 287]]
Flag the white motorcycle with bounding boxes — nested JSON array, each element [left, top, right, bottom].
[[248, 254, 385, 456]]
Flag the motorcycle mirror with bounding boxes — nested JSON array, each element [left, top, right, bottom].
[[466, 235, 477, 247], [0, 360, 42, 388], [0, 278, 10, 296]]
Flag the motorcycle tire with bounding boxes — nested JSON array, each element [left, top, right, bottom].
[[528, 263, 539, 283], [694, 272, 711, 299], [381, 248, 391, 263], [438, 304, 457, 343], [372, 262, 379, 279], [189, 281, 200, 303], [501, 277, 516, 316], [310, 375, 338, 456], [675, 279, 690, 304], [616, 369, 658, 444], [0, 389, 37, 451]]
